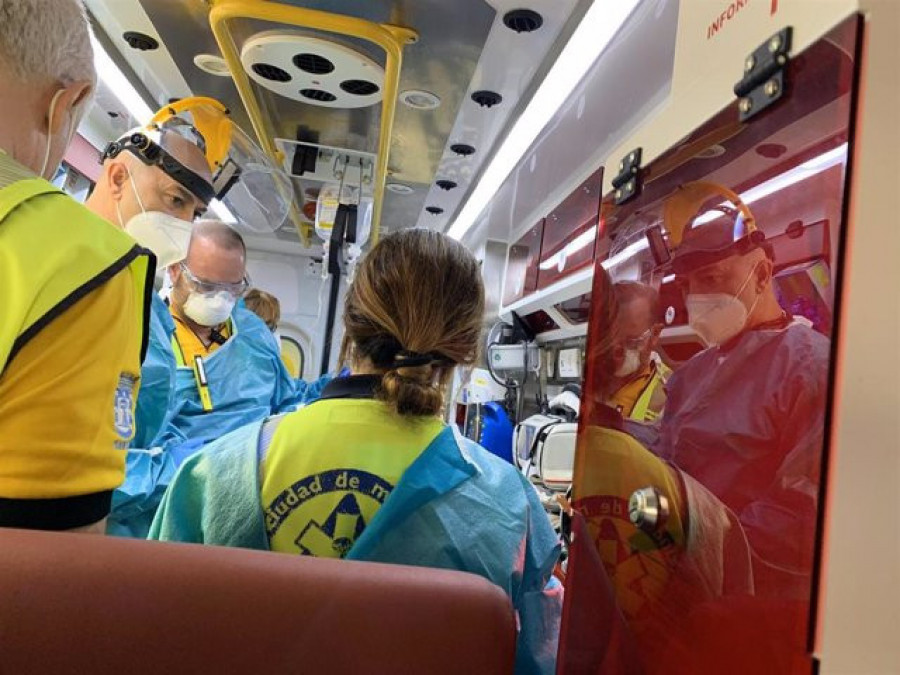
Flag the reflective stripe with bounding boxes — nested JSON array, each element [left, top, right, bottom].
[[0, 177, 152, 373], [630, 362, 671, 423]]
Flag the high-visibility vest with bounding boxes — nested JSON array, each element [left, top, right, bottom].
[[0, 179, 152, 372], [0, 178, 153, 526]]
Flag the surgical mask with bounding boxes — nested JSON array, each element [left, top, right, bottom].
[[182, 289, 236, 327], [40, 88, 78, 180], [686, 264, 761, 346], [614, 348, 641, 378], [118, 171, 193, 269]]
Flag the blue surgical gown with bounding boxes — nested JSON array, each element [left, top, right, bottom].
[[109, 299, 329, 538], [107, 294, 183, 538], [654, 323, 830, 598], [155, 302, 327, 447], [149, 421, 563, 674]]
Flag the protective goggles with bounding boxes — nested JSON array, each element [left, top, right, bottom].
[[101, 131, 216, 206], [179, 262, 249, 297]]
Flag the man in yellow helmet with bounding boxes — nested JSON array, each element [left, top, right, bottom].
[[0, 0, 153, 532], [84, 120, 215, 537]]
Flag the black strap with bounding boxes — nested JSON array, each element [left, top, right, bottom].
[[3, 245, 152, 378], [316, 375, 381, 401], [0, 490, 112, 530]]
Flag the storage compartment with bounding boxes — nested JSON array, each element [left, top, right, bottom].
[[502, 218, 544, 306], [537, 167, 603, 289]]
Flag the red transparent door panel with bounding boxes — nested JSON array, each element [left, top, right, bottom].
[[503, 219, 544, 306], [566, 16, 861, 675], [537, 168, 603, 289]]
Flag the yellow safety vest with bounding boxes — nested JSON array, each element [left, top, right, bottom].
[[260, 380, 442, 557], [612, 360, 671, 423], [0, 178, 153, 527], [0, 179, 152, 371], [573, 420, 687, 629]]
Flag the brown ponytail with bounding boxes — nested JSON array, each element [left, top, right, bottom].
[[341, 229, 485, 416]]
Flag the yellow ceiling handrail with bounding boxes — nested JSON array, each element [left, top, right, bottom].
[[208, 0, 417, 246]]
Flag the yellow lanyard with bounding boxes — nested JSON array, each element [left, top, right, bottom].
[[171, 333, 215, 413], [191, 354, 214, 412]]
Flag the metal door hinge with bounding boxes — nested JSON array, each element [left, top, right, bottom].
[[611, 147, 643, 205], [734, 27, 793, 122]]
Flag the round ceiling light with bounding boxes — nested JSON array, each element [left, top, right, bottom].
[[194, 53, 232, 77], [386, 183, 415, 195], [399, 89, 441, 110]]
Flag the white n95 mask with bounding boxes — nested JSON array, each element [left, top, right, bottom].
[[117, 170, 193, 269], [183, 290, 236, 327], [686, 294, 749, 346], [614, 348, 641, 378], [686, 263, 761, 346], [125, 211, 193, 269]]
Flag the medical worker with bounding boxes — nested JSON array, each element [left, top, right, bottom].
[[0, 0, 153, 532], [606, 281, 671, 423], [647, 183, 829, 671], [150, 229, 563, 675], [155, 220, 321, 448], [657, 202, 829, 599], [84, 120, 215, 537]]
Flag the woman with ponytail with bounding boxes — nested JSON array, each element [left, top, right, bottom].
[[150, 229, 562, 674]]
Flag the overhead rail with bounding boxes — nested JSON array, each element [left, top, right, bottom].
[[208, 0, 417, 245]]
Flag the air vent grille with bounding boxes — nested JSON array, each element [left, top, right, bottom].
[[293, 53, 335, 74], [300, 88, 337, 103], [252, 63, 291, 82], [340, 79, 380, 96], [503, 9, 543, 33]]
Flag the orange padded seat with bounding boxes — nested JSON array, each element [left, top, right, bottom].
[[0, 528, 516, 674]]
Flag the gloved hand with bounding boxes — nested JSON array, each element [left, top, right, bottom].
[[338, 367, 352, 378], [169, 438, 205, 469]]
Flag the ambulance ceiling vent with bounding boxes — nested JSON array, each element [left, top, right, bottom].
[[242, 32, 384, 108], [502, 10, 543, 34]]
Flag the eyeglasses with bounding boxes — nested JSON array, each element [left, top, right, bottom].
[[179, 263, 249, 297], [623, 328, 653, 350]]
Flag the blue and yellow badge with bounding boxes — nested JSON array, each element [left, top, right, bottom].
[[264, 469, 394, 558], [113, 373, 137, 448]]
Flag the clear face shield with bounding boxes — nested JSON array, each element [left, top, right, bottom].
[[148, 97, 294, 233]]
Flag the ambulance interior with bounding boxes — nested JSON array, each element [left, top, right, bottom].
[[6, 0, 899, 673]]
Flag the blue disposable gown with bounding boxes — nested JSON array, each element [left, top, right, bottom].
[[653, 323, 830, 598], [109, 299, 328, 538], [149, 421, 563, 674], [107, 294, 183, 538], [131, 294, 184, 449], [155, 302, 321, 448]]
